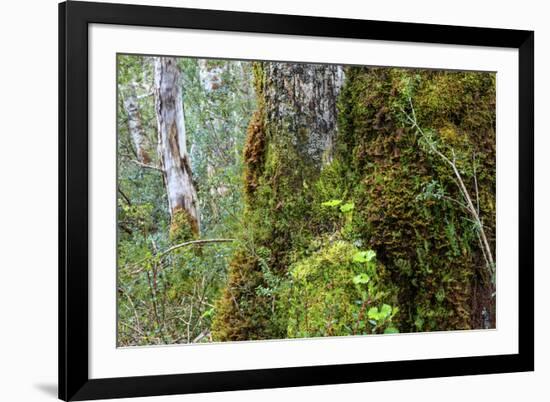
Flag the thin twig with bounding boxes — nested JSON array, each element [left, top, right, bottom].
[[117, 187, 132, 205], [128, 238, 236, 274], [118, 287, 142, 335], [473, 151, 480, 215], [403, 99, 495, 278], [128, 158, 164, 172], [192, 330, 211, 343], [156, 238, 235, 259]]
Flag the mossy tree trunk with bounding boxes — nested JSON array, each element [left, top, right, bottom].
[[337, 67, 496, 331], [212, 62, 344, 341], [154, 57, 200, 240]]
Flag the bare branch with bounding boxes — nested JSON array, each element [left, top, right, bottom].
[[473, 151, 480, 215], [137, 91, 154, 100], [192, 330, 211, 343], [404, 99, 495, 280], [128, 158, 164, 172], [117, 186, 132, 205], [157, 238, 236, 259], [128, 238, 236, 274]]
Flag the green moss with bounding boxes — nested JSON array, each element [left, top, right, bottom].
[[211, 251, 285, 341], [215, 63, 336, 340], [169, 207, 198, 243], [243, 62, 267, 200], [243, 110, 266, 198], [286, 240, 399, 337], [336, 67, 496, 331]]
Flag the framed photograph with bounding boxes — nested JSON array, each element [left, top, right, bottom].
[[59, 1, 534, 400]]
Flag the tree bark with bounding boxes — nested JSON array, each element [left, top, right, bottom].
[[123, 83, 151, 164], [264, 62, 344, 166], [198, 59, 225, 92], [154, 57, 200, 239], [212, 62, 344, 341]]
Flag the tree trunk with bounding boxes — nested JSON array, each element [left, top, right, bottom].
[[198, 59, 225, 92], [212, 62, 343, 341], [154, 57, 200, 240], [263, 62, 344, 166], [122, 84, 151, 164]]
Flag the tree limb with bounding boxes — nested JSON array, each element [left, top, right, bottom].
[[128, 238, 236, 274], [128, 158, 164, 172], [157, 238, 236, 259]]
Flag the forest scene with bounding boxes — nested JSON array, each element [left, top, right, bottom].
[[117, 54, 496, 347]]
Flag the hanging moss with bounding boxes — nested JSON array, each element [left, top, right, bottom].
[[243, 110, 266, 199]]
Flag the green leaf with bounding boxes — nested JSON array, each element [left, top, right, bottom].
[[339, 202, 355, 213], [435, 288, 446, 303], [367, 307, 379, 320], [352, 273, 370, 285], [384, 327, 399, 334], [352, 250, 376, 263], [321, 199, 342, 207], [380, 304, 392, 318]]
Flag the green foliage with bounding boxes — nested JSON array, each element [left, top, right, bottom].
[[352, 273, 370, 285], [118, 56, 496, 345], [353, 250, 376, 263], [117, 56, 255, 346], [321, 199, 342, 207], [286, 241, 399, 337], [340, 202, 355, 213]]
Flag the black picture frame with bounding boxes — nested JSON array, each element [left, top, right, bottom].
[[59, 1, 534, 400]]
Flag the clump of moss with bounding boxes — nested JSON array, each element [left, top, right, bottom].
[[243, 110, 266, 199], [286, 240, 399, 337], [169, 207, 199, 243], [211, 251, 285, 341]]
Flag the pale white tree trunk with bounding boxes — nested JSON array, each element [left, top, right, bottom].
[[198, 60, 233, 204], [198, 59, 225, 92], [154, 57, 200, 238], [123, 84, 151, 164]]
